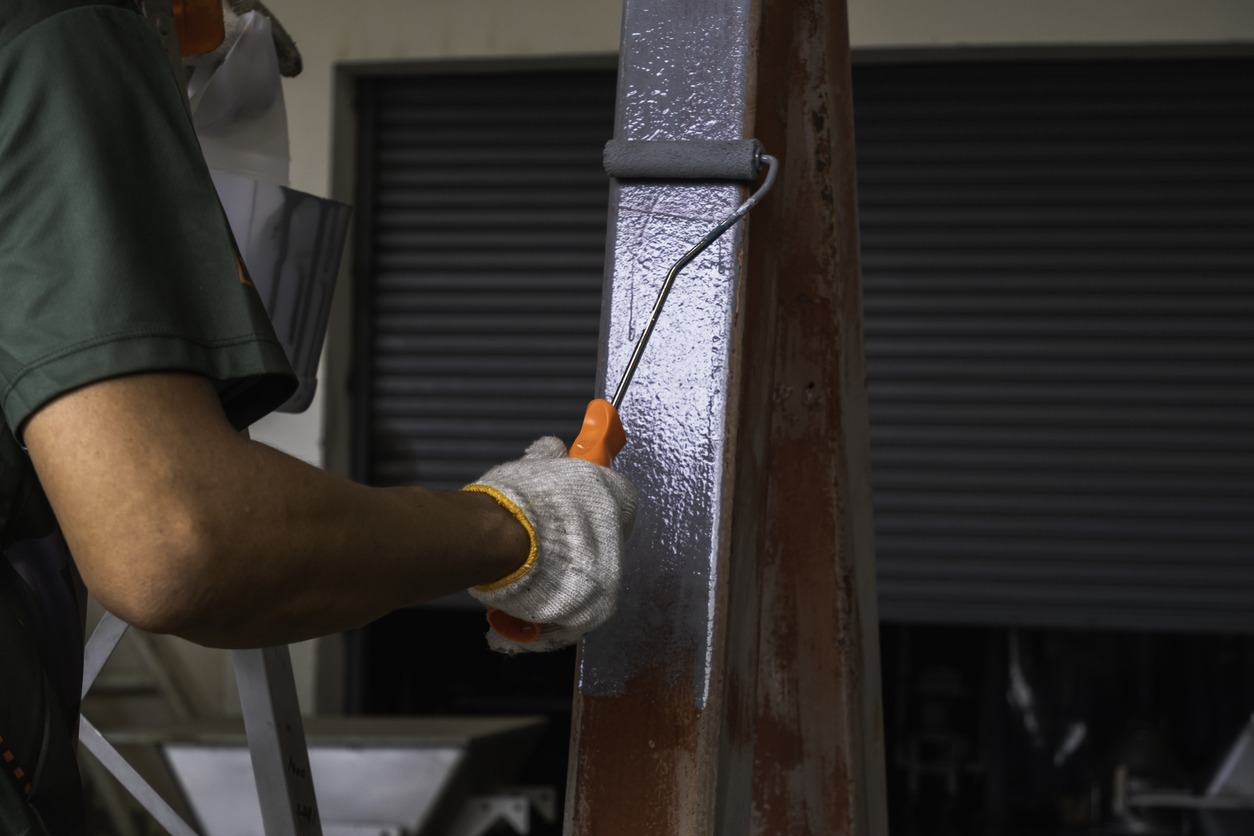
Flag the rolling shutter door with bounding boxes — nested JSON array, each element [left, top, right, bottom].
[[354, 58, 1253, 634], [354, 68, 617, 490], [857, 58, 1254, 632]]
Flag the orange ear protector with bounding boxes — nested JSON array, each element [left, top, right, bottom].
[[171, 0, 226, 57]]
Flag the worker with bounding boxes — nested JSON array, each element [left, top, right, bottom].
[[0, 0, 637, 831]]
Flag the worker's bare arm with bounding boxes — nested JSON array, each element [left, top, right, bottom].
[[22, 372, 530, 648]]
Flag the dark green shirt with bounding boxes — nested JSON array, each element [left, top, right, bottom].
[[0, 2, 296, 830]]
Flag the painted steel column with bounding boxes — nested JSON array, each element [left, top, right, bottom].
[[566, 0, 886, 833], [564, 0, 755, 832]]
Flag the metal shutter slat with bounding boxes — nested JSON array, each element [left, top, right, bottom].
[[858, 58, 1254, 633], [358, 69, 616, 490]]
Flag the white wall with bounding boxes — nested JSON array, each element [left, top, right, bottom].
[[225, 0, 1254, 716], [851, 0, 1254, 50]]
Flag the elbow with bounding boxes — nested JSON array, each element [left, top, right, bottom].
[[104, 572, 207, 637], [79, 507, 226, 637]]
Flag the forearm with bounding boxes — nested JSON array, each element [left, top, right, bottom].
[[166, 438, 527, 647], [24, 372, 529, 648]]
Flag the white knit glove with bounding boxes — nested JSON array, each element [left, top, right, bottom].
[[464, 437, 637, 653]]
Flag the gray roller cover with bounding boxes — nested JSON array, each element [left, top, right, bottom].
[[602, 139, 763, 181]]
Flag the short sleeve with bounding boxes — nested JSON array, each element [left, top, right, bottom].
[[0, 3, 297, 437]]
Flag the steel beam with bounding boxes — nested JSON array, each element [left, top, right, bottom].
[[565, 0, 886, 833], [733, 0, 888, 832]]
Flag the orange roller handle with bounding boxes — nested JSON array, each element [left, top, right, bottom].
[[486, 609, 544, 642], [486, 399, 626, 643], [569, 398, 627, 467]]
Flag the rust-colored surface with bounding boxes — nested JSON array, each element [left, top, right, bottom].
[[738, 0, 888, 833], [566, 667, 709, 835]]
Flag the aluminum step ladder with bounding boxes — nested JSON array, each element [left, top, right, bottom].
[[80, 611, 322, 835]]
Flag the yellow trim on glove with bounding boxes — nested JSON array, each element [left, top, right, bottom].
[[463, 484, 539, 592]]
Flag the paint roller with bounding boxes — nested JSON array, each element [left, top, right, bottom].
[[487, 138, 778, 643]]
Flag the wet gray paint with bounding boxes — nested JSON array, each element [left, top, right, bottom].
[[578, 0, 751, 705]]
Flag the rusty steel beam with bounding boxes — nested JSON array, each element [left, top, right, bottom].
[[733, 0, 888, 832], [565, 0, 886, 833]]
